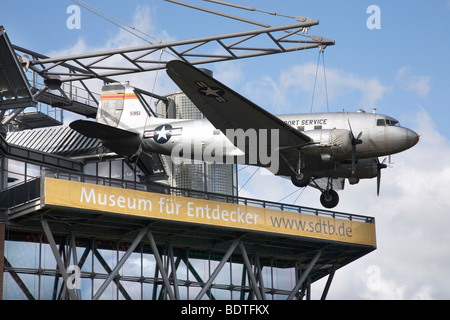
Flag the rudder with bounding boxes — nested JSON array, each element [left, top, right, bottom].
[[97, 82, 148, 134]]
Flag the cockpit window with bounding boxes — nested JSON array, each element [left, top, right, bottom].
[[386, 119, 400, 126], [377, 118, 401, 127]]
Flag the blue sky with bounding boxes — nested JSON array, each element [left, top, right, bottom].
[[2, 0, 450, 300], [2, 0, 449, 134]]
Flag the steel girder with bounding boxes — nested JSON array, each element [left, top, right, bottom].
[[25, 21, 333, 83], [28, 221, 329, 300]]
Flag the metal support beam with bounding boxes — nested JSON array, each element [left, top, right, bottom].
[[3, 258, 35, 300], [1, 108, 25, 126], [287, 250, 322, 300], [255, 254, 266, 300], [239, 262, 247, 300], [147, 230, 175, 300], [165, 0, 271, 28], [92, 226, 148, 300], [168, 244, 180, 300], [321, 263, 337, 300], [184, 255, 215, 300], [93, 246, 133, 300], [41, 219, 78, 300], [70, 233, 81, 299], [239, 242, 263, 300], [196, 238, 240, 300]]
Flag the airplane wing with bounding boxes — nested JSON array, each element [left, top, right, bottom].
[[166, 60, 311, 175]]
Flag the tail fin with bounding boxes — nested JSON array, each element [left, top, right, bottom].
[[97, 82, 148, 133], [70, 82, 151, 156]]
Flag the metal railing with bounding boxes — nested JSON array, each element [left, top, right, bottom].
[[0, 177, 41, 209], [41, 169, 375, 224], [0, 167, 374, 223], [27, 69, 100, 108]]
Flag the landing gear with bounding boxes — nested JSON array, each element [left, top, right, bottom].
[[320, 189, 339, 209], [291, 169, 311, 188], [288, 154, 339, 209]]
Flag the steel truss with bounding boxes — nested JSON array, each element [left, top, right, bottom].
[[2, 1, 334, 129], [24, 22, 333, 83], [5, 13, 333, 124], [4, 221, 335, 300]]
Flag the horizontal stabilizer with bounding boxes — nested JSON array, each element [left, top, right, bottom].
[[70, 120, 141, 155]]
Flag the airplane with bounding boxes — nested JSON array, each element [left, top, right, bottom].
[[70, 60, 420, 209]]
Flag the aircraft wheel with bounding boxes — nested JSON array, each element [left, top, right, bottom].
[[320, 190, 339, 209], [291, 169, 311, 187]]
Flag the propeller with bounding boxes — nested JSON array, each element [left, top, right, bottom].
[[348, 120, 363, 174], [377, 158, 388, 196]]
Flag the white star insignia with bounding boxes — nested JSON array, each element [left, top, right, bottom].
[[200, 86, 221, 97], [155, 126, 169, 141]]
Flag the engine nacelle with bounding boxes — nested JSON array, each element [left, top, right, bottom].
[[301, 129, 353, 160], [334, 158, 379, 183]]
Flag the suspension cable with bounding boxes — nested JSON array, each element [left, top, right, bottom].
[[322, 51, 329, 112], [309, 49, 329, 113], [278, 188, 301, 202], [309, 51, 321, 113], [239, 167, 260, 192], [292, 186, 307, 204], [71, 0, 159, 44], [133, 49, 165, 173]]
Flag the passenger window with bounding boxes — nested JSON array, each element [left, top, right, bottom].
[[377, 119, 386, 126], [297, 126, 305, 131], [314, 125, 322, 130]]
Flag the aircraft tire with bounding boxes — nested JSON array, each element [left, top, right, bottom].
[[320, 190, 339, 209], [291, 169, 311, 188]]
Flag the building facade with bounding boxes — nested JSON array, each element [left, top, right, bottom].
[[155, 87, 238, 197]]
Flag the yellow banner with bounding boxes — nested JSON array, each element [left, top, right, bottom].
[[43, 178, 376, 246]]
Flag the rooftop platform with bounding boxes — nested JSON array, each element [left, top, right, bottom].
[[1, 170, 376, 299]]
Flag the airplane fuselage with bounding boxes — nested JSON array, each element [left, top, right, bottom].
[[142, 110, 419, 172], [70, 74, 419, 209], [277, 111, 419, 158]]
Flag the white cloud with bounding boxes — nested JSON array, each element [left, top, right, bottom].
[[44, 3, 177, 125], [446, 0, 450, 10], [242, 63, 391, 114], [238, 106, 450, 299], [396, 66, 432, 97], [46, 37, 91, 58], [313, 108, 450, 299], [212, 61, 244, 89], [312, 64, 391, 108]]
